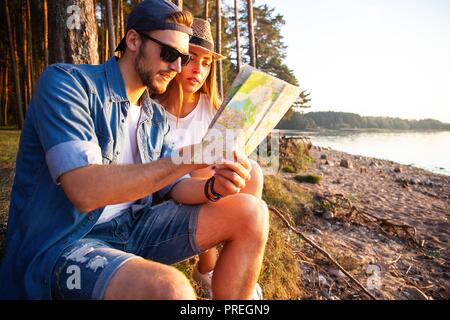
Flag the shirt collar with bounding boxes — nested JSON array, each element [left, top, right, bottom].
[[105, 56, 154, 121], [105, 56, 129, 102], [140, 89, 154, 122]]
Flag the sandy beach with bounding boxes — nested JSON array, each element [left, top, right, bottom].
[[280, 144, 449, 299]]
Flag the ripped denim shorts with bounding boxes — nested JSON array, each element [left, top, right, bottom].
[[51, 200, 202, 299]]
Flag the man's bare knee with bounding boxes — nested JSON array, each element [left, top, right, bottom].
[[104, 258, 196, 300], [196, 193, 270, 251], [155, 267, 196, 300], [230, 194, 269, 243]]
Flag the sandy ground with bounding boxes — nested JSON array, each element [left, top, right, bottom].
[[284, 145, 449, 299]]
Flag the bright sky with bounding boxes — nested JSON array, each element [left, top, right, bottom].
[[253, 0, 450, 122]]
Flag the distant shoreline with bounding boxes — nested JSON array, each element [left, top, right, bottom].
[[280, 128, 450, 134], [279, 130, 450, 176], [277, 111, 450, 132]]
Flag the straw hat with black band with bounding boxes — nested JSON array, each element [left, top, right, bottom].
[[189, 18, 226, 60]]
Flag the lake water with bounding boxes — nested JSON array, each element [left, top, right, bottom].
[[281, 130, 450, 176]]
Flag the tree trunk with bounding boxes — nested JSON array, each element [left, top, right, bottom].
[[204, 0, 209, 19], [0, 63, 3, 126], [21, 0, 29, 108], [114, 0, 119, 45], [26, 0, 34, 94], [117, 0, 124, 45], [104, 21, 110, 61], [120, 1, 124, 42], [101, 0, 108, 62], [43, 0, 49, 68], [105, 0, 116, 57], [234, 0, 241, 71], [2, 51, 10, 126], [4, 58, 9, 127], [4, 0, 24, 128], [246, 0, 256, 67], [48, 0, 99, 64], [215, 0, 223, 99]]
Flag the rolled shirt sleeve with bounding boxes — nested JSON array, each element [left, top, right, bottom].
[[31, 65, 102, 184], [45, 140, 102, 184]]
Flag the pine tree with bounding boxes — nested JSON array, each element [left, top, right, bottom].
[[48, 0, 99, 64], [4, 0, 24, 128]]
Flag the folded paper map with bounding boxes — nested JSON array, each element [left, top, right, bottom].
[[201, 64, 302, 160]]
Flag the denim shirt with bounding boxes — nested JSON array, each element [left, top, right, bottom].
[[0, 57, 182, 299]]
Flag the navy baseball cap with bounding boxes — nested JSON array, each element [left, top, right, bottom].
[[115, 0, 193, 52]]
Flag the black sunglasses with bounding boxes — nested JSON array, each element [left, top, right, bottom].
[[137, 32, 191, 66]]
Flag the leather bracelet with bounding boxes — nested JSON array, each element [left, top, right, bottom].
[[204, 177, 221, 202], [209, 176, 224, 199], [204, 177, 223, 202]]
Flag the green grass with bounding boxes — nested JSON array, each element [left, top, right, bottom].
[[261, 175, 315, 299], [294, 174, 322, 184], [280, 140, 313, 173], [281, 165, 296, 173], [259, 215, 302, 299], [0, 129, 20, 165], [0, 129, 20, 259]]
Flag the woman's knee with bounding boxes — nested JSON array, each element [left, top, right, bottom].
[[240, 159, 264, 198], [249, 159, 264, 184]]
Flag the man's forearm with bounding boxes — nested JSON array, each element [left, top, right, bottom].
[[61, 157, 204, 212], [170, 177, 209, 205]]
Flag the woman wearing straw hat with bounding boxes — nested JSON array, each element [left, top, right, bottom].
[[157, 18, 264, 300]]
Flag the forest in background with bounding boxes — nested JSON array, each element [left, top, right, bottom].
[[0, 0, 310, 129], [277, 111, 450, 131]]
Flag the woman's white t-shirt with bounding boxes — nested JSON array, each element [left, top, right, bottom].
[[165, 93, 217, 150]]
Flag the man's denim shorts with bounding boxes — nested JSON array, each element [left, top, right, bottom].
[[51, 200, 202, 299]]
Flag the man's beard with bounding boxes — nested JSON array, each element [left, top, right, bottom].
[[135, 45, 172, 94]]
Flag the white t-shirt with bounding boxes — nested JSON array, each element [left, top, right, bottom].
[[96, 102, 142, 225], [165, 93, 217, 150]]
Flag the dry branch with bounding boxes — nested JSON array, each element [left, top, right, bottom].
[[268, 205, 377, 300]]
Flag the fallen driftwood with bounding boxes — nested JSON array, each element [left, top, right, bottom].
[[313, 193, 419, 246]]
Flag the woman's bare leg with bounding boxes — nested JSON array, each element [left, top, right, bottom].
[[197, 249, 218, 273]]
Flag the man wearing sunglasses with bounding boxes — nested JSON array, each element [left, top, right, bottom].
[[0, 0, 269, 300]]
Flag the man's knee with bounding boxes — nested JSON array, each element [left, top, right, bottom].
[[229, 194, 269, 243], [105, 259, 196, 300], [154, 267, 197, 300]]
